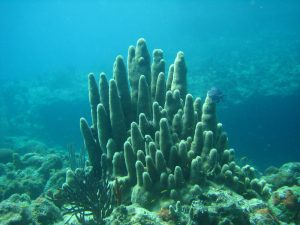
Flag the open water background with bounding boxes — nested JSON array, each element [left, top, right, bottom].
[[0, 0, 299, 170]]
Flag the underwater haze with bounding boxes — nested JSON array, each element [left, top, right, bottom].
[[1, 1, 300, 224], [0, 0, 300, 171]]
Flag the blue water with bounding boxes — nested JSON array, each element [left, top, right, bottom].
[[0, 0, 299, 169], [220, 95, 300, 170]]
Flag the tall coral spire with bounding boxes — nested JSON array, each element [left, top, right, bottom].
[[128, 38, 151, 119], [113, 55, 132, 128], [202, 94, 218, 135], [171, 51, 187, 99], [151, 49, 165, 99]]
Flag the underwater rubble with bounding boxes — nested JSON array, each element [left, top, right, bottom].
[[0, 148, 67, 224], [0, 150, 66, 201], [0, 39, 299, 225]]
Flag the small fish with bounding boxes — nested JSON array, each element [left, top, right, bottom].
[[207, 87, 225, 103], [160, 190, 168, 194]]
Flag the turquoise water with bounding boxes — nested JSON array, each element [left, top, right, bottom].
[[0, 0, 299, 169]]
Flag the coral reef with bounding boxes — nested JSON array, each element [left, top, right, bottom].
[[188, 37, 300, 103], [0, 70, 87, 149], [264, 162, 300, 190], [0, 151, 66, 201], [76, 38, 271, 211], [48, 38, 297, 225], [0, 193, 62, 225], [104, 186, 276, 225], [2, 136, 50, 154], [0, 38, 298, 225], [268, 185, 300, 224]]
